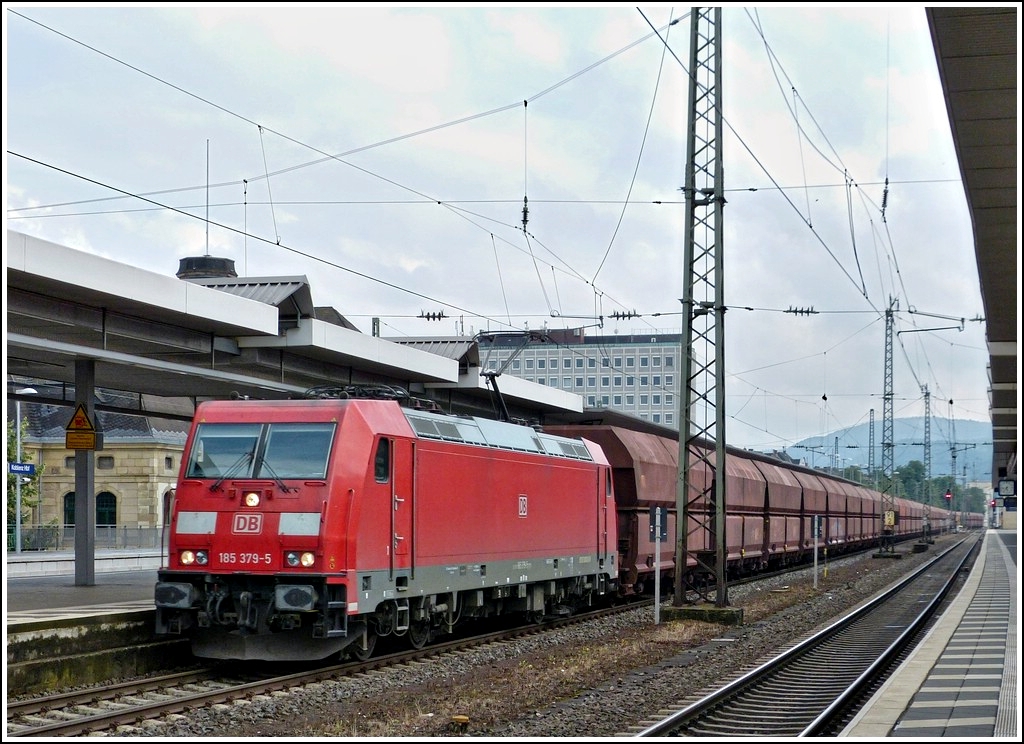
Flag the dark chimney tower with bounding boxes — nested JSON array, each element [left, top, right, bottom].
[[176, 256, 238, 279]]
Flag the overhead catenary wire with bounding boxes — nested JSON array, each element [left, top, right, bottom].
[[7, 7, 984, 454]]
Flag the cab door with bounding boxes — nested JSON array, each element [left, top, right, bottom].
[[389, 438, 415, 578]]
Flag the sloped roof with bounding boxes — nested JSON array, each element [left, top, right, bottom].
[[389, 337, 480, 368], [186, 275, 316, 317]]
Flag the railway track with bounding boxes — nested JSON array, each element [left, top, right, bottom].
[[6, 600, 645, 738], [628, 537, 979, 737]]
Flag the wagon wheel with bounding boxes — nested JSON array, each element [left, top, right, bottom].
[[376, 602, 397, 636], [407, 619, 431, 650], [347, 628, 377, 661]]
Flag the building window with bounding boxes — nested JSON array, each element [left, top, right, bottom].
[[587, 376, 596, 387], [97, 456, 115, 470], [537, 359, 545, 369], [614, 357, 622, 367], [640, 376, 649, 386], [575, 357, 584, 368], [488, 359, 498, 370], [587, 396, 596, 406], [526, 359, 534, 369], [588, 358, 596, 368], [613, 395, 622, 405], [66, 492, 120, 528], [614, 376, 622, 387], [563, 358, 572, 369], [165, 456, 174, 470], [653, 413, 661, 423], [626, 394, 634, 405], [640, 394, 649, 405], [64, 456, 75, 469], [96, 492, 117, 526], [602, 357, 610, 368], [601, 395, 610, 405], [653, 394, 661, 404], [665, 374, 674, 387], [563, 377, 572, 388], [640, 357, 649, 367], [666, 413, 674, 424], [575, 377, 584, 387], [653, 356, 661, 367], [626, 357, 635, 367], [512, 359, 520, 370], [653, 375, 661, 386], [665, 356, 674, 368], [626, 376, 634, 386], [63, 493, 75, 525], [601, 376, 610, 387], [537, 377, 545, 385], [666, 394, 673, 405]]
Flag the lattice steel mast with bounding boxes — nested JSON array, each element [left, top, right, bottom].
[[878, 298, 898, 553], [675, 7, 727, 607]]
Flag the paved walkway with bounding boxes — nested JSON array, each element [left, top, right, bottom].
[[842, 530, 1018, 738]]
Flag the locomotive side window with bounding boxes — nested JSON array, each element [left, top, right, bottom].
[[260, 423, 335, 479], [187, 423, 261, 478], [374, 439, 390, 482]]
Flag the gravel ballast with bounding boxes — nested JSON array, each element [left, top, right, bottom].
[[137, 537, 960, 738]]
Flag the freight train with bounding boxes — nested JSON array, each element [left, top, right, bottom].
[[543, 424, 981, 598], [154, 385, 982, 662]]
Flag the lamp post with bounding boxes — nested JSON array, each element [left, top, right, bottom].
[[13, 387, 38, 553]]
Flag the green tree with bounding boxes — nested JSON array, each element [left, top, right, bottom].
[[7, 416, 42, 540], [894, 460, 926, 502]]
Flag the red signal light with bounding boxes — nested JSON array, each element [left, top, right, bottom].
[[944, 490, 952, 501]]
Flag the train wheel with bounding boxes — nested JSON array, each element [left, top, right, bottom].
[[348, 630, 377, 661], [407, 619, 431, 650]]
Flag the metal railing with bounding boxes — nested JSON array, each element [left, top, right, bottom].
[[6, 525, 164, 552]]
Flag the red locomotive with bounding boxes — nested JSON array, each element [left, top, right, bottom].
[[154, 387, 617, 661]]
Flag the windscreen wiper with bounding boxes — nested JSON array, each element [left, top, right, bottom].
[[258, 458, 294, 493], [209, 449, 255, 492]]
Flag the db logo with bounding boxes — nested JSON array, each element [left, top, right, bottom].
[[232, 513, 263, 534]]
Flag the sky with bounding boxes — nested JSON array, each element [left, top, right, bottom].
[[3, 4, 1009, 469]]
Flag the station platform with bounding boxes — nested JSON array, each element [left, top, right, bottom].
[[5, 547, 163, 579], [843, 529, 1018, 738]]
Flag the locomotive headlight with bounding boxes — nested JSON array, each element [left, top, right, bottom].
[[180, 550, 196, 566], [244, 492, 261, 507], [285, 551, 316, 568], [196, 550, 209, 565]]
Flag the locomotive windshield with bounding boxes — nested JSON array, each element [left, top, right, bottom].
[[186, 422, 336, 480]]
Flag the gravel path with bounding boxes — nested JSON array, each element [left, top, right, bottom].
[[136, 537, 957, 738]]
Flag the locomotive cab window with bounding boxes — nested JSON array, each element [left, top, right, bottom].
[[187, 423, 261, 479], [374, 439, 390, 482], [260, 423, 335, 479], [186, 422, 336, 480]]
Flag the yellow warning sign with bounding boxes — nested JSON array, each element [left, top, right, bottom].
[[66, 404, 95, 432], [66, 431, 98, 450]]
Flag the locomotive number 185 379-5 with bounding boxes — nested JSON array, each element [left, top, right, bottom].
[[218, 552, 273, 565]]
